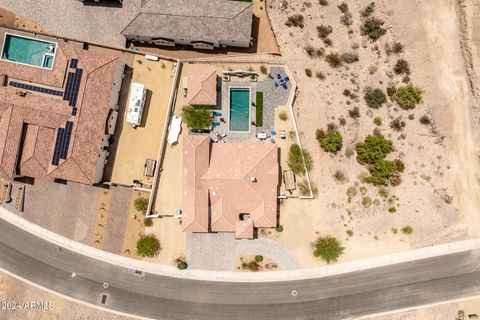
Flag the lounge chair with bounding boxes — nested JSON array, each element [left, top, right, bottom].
[[213, 111, 222, 117], [277, 74, 282, 79], [284, 76, 290, 82], [211, 121, 221, 127], [274, 82, 279, 88], [282, 83, 288, 89], [221, 133, 227, 138], [271, 130, 276, 136]]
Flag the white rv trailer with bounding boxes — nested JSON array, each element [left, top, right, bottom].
[[126, 83, 146, 127]]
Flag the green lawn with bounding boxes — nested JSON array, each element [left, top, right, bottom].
[[256, 91, 263, 127]]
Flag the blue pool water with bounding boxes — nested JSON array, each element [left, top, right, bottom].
[[1, 34, 56, 69], [229, 88, 250, 131]]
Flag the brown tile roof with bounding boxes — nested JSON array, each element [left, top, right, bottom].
[[0, 29, 123, 184], [182, 135, 279, 238], [186, 69, 217, 106]]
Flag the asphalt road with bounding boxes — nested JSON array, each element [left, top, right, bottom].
[[1, 218, 480, 320]]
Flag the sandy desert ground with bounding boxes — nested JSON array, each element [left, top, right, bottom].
[[267, 0, 480, 266]]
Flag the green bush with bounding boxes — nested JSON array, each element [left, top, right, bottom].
[[134, 197, 149, 214], [355, 135, 393, 165], [361, 17, 387, 41], [286, 14, 304, 28], [316, 128, 343, 153], [366, 159, 398, 185], [136, 234, 160, 257], [341, 52, 359, 64], [143, 217, 153, 227], [288, 143, 313, 175], [255, 255, 264, 263], [346, 229, 354, 237], [325, 53, 342, 68], [275, 225, 284, 232], [401, 226, 414, 234], [364, 88, 387, 109], [394, 59, 410, 75], [182, 106, 211, 129], [256, 91, 264, 127], [313, 236, 345, 263], [177, 261, 188, 270], [396, 84, 422, 109], [373, 117, 382, 126], [260, 65, 268, 75], [279, 111, 288, 121]]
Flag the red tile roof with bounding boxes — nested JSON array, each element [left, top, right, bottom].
[[186, 69, 217, 106], [182, 135, 279, 239], [0, 29, 123, 184]]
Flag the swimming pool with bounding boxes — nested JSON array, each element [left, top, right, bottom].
[[229, 87, 251, 132], [1, 33, 57, 70]]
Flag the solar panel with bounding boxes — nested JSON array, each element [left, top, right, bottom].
[[63, 72, 75, 101], [71, 108, 77, 116], [51, 121, 74, 165], [9, 81, 64, 97], [70, 59, 78, 69]]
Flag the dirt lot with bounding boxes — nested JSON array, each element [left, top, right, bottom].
[[267, 0, 480, 266], [105, 55, 174, 187]]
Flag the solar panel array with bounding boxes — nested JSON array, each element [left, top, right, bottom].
[[9, 81, 63, 96], [51, 121, 74, 166], [63, 68, 83, 107]]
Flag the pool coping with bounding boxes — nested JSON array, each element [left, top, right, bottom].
[[228, 86, 252, 133], [0, 32, 58, 71]]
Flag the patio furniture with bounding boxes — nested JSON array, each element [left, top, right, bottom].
[[211, 121, 221, 127], [257, 132, 268, 140], [220, 117, 226, 123], [220, 139, 226, 143], [274, 82, 279, 88], [215, 132, 220, 137], [167, 115, 182, 145], [277, 74, 282, 79], [282, 83, 288, 89], [221, 133, 227, 138], [211, 137, 219, 143], [284, 76, 290, 82], [271, 130, 276, 136], [213, 111, 222, 117], [280, 130, 287, 139]]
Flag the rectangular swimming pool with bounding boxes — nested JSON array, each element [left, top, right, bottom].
[[229, 87, 251, 132], [1, 33, 57, 70]]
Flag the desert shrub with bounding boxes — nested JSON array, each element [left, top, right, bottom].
[[305, 68, 313, 77], [390, 175, 402, 186], [364, 88, 387, 109], [337, 2, 348, 14], [279, 111, 288, 121], [401, 225, 414, 234], [313, 236, 345, 263], [333, 170, 347, 183], [362, 196, 372, 207], [286, 14, 304, 28], [340, 15, 353, 26], [392, 42, 404, 54], [361, 17, 387, 41], [346, 229, 354, 237], [143, 217, 153, 227], [355, 134, 393, 165], [361, 2, 375, 17], [419, 115, 431, 125], [288, 143, 313, 174], [317, 25, 332, 38], [298, 179, 318, 196], [316, 71, 326, 80], [136, 59, 143, 64], [319, 0, 328, 5], [366, 159, 398, 185], [136, 234, 160, 257], [275, 225, 284, 232], [255, 255, 264, 263], [341, 52, 359, 64], [248, 261, 260, 272], [260, 65, 268, 74], [177, 261, 188, 270], [388, 207, 396, 213], [182, 106, 211, 129], [338, 116, 346, 126], [323, 38, 333, 47], [387, 86, 396, 99], [394, 59, 410, 75], [348, 106, 360, 119], [305, 45, 324, 58], [373, 117, 382, 126], [316, 128, 343, 153], [393, 159, 405, 172], [396, 84, 422, 109], [343, 89, 351, 97], [378, 188, 388, 197], [325, 53, 342, 68], [134, 197, 149, 214], [390, 117, 406, 131]]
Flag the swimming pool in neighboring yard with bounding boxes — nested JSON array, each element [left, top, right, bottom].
[[1, 33, 57, 69], [229, 87, 251, 132]]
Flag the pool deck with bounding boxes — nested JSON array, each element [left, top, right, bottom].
[[215, 66, 291, 143]]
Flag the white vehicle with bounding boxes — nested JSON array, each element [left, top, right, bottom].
[[145, 54, 159, 61], [167, 115, 182, 145], [126, 83, 146, 127]]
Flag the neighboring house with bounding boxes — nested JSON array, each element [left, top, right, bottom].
[[122, 0, 253, 50], [0, 27, 124, 185], [185, 70, 217, 106], [182, 135, 279, 239]]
